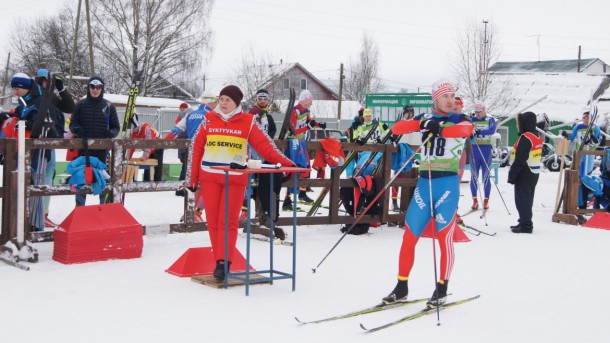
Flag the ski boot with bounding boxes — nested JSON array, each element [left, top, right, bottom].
[[483, 198, 489, 210], [426, 280, 448, 308], [282, 198, 293, 211], [298, 191, 315, 204], [391, 199, 399, 212], [213, 260, 231, 281], [471, 197, 479, 210], [382, 280, 408, 304]]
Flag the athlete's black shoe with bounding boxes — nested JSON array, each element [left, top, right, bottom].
[[426, 280, 448, 307], [298, 193, 315, 203], [282, 199, 293, 211], [382, 280, 408, 304]]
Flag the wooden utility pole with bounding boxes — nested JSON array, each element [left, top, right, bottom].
[[68, 0, 83, 90], [84, 0, 95, 75], [578, 45, 582, 73], [337, 63, 344, 120], [2, 52, 11, 102]]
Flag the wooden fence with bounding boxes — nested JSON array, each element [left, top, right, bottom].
[[0, 138, 417, 244]]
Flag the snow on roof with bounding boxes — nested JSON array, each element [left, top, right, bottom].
[[275, 100, 361, 119], [489, 72, 610, 124], [489, 59, 600, 73], [102, 93, 186, 108]]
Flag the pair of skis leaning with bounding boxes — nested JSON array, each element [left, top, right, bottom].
[[295, 294, 479, 332]]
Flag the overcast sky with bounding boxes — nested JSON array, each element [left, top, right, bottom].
[[1, 0, 609, 94]]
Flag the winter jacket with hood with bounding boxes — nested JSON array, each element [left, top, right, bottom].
[[508, 111, 543, 183], [14, 78, 74, 138], [70, 75, 120, 140]]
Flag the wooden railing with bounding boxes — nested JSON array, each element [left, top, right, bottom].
[[0, 138, 418, 244]]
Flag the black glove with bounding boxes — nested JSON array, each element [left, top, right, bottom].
[[318, 122, 327, 129], [507, 178, 515, 185], [475, 129, 482, 137], [356, 138, 366, 146], [582, 137, 591, 145], [561, 130, 569, 139], [230, 162, 247, 169], [382, 123, 389, 131], [388, 134, 397, 143], [375, 137, 383, 144], [54, 75, 65, 92], [307, 119, 318, 129], [419, 120, 440, 136], [187, 186, 198, 192]]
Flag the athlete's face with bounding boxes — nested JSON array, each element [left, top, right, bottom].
[[475, 110, 486, 120], [435, 93, 455, 114], [219, 95, 237, 113], [583, 113, 590, 126]]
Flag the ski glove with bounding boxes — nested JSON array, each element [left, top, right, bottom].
[[318, 122, 327, 129], [356, 137, 366, 146], [187, 186, 198, 192], [561, 130, 570, 139], [419, 120, 440, 136], [375, 137, 383, 144], [54, 75, 65, 92], [382, 123, 389, 131]]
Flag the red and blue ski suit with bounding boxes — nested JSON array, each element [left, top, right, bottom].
[[391, 112, 473, 283]]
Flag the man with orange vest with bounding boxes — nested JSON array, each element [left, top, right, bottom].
[[508, 111, 542, 234]]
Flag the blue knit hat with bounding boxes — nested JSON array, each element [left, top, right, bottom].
[[36, 68, 50, 79], [11, 73, 32, 89]]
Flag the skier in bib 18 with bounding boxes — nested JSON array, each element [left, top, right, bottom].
[[381, 80, 474, 307]]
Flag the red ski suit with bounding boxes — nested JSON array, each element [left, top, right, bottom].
[[188, 110, 294, 262]]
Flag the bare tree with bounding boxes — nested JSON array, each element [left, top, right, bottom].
[[453, 20, 513, 114], [229, 45, 281, 108], [343, 32, 385, 103], [7, 4, 91, 97], [90, 0, 214, 96]]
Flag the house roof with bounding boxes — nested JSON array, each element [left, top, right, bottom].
[[489, 59, 600, 73], [259, 62, 339, 99], [487, 72, 610, 124]]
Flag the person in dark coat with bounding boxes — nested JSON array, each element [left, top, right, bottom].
[[69, 75, 120, 206], [507, 111, 543, 233]]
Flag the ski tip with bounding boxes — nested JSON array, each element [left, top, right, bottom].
[[294, 316, 304, 324], [311, 268, 317, 274], [359, 323, 368, 331]]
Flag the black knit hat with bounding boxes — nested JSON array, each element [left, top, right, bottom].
[[219, 85, 243, 106]]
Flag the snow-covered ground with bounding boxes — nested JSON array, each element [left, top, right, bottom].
[[2, 167, 610, 343]]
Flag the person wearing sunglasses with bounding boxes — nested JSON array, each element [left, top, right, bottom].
[[69, 75, 120, 206]]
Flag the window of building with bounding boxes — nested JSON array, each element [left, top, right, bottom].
[[283, 78, 290, 89], [300, 78, 307, 90]]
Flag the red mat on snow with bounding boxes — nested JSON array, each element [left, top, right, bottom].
[[165, 247, 256, 277], [582, 212, 610, 230], [421, 222, 470, 242], [53, 203, 143, 264]]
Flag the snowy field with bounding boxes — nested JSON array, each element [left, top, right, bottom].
[[2, 166, 610, 343]]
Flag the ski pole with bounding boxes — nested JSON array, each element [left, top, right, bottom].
[[311, 135, 431, 273], [470, 147, 489, 225], [424, 136, 441, 324], [473, 143, 511, 215]]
